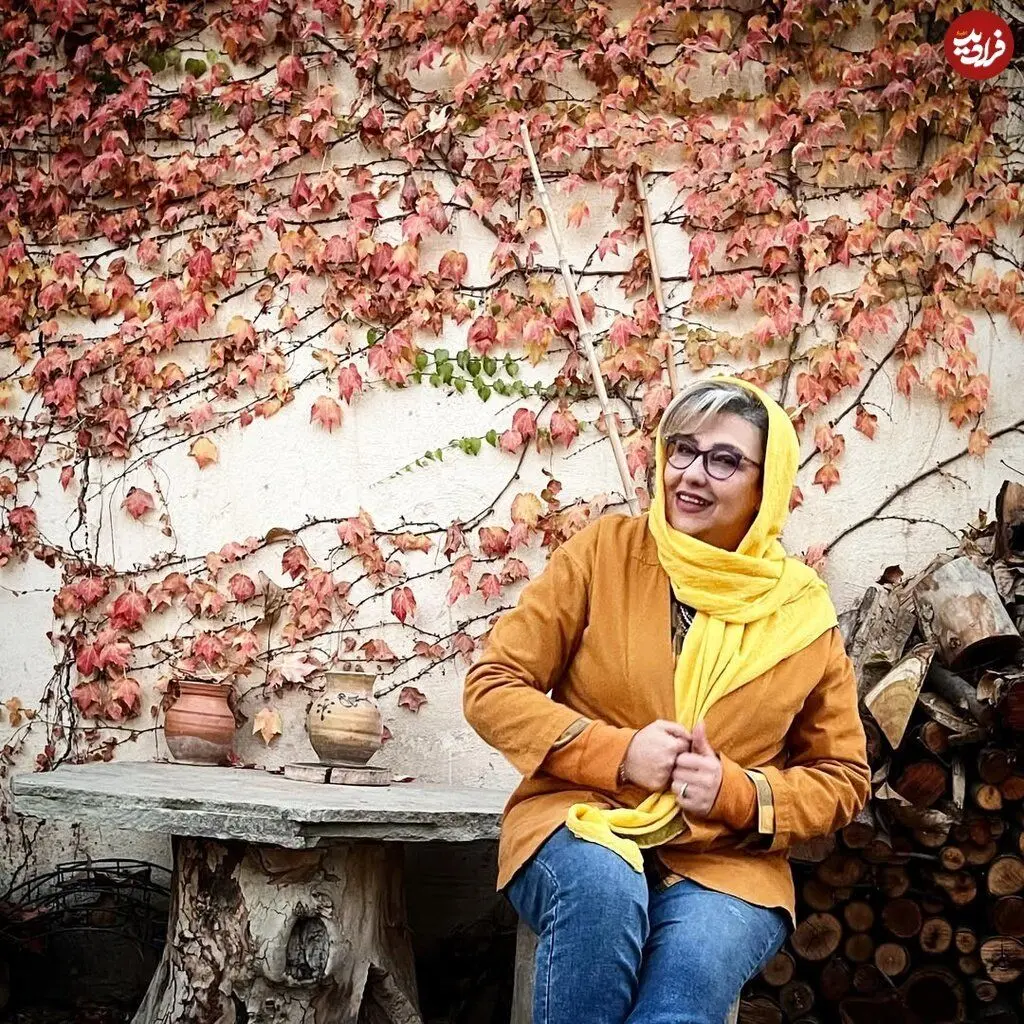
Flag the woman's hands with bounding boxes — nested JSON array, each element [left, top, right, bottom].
[[621, 720, 691, 791], [670, 722, 723, 818], [621, 720, 723, 818]]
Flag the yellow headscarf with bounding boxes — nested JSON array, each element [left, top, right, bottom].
[[565, 376, 837, 870]]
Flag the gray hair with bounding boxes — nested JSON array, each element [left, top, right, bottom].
[[660, 380, 768, 441]]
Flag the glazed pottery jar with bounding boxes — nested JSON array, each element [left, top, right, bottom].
[[164, 682, 236, 765], [306, 667, 382, 765]]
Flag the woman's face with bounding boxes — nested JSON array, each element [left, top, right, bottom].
[[661, 412, 764, 551]]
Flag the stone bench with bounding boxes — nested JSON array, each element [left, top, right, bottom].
[[14, 761, 508, 1024], [15, 763, 742, 1024]]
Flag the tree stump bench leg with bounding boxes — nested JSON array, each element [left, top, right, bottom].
[[133, 837, 421, 1024], [510, 920, 740, 1024]]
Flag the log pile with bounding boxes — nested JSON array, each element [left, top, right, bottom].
[[740, 482, 1024, 1024]]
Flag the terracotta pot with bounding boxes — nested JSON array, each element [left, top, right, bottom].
[[307, 668, 382, 765], [164, 682, 235, 765]]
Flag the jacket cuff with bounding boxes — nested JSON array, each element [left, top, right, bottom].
[[708, 753, 757, 831], [575, 722, 637, 793]]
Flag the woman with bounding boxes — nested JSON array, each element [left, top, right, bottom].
[[463, 377, 870, 1024]]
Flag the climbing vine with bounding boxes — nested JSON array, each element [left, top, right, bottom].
[[0, 0, 1022, 843]]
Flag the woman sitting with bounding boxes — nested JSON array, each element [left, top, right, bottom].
[[463, 377, 870, 1024]]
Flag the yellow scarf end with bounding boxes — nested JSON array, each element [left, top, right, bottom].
[[566, 803, 645, 873]]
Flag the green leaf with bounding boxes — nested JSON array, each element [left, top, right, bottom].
[[434, 448, 444, 460], [367, 328, 381, 346], [485, 430, 498, 447], [185, 57, 207, 77], [456, 350, 470, 370], [467, 357, 481, 377], [466, 436, 481, 455], [424, 450, 435, 460], [483, 356, 497, 377], [494, 380, 509, 396], [478, 385, 491, 401], [429, 373, 441, 387], [165, 47, 182, 69], [434, 348, 449, 363], [440, 362, 454, 384], [505, 355, 520, 378], [144, 51, 166, 73], [206, 49, 223, 67], [415, 352, 429, 371], [454, 378, 466, 394]]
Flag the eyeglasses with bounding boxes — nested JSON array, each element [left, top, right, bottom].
[[664, 437, 762, 481]]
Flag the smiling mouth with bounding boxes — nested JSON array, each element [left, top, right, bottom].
[[675, 493, 712, 512]]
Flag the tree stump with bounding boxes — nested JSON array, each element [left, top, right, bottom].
[[132, 837, 421, 1024]]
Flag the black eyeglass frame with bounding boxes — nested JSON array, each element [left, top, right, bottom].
[[663, 435, 763, 481]]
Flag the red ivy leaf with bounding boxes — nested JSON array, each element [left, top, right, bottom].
[[391, 533, 432, 553], [479, 526, 511, 557], [451, 632, 476, 661], [438, 250, 468, 285], [277, 54, 308, 90], [813, 461, 841, 493], [968, 428, 991, 456], [72, 681, 105, 718], [228, 573, 257, 602], [337, 364, 364, 403], [109, 587, 151, 632], [512, 408, 537, 440], [106, 676, 142, 721], [311, 395, 343, 432], [447, 570, 471, 606], [282, 545, 311, 580], [854, 406, 877, 440], [550, 409, 579, 448], [444, 521, 466, 559], [189, 437, 218, 470], [391, 586, 417, 623], [467, 315, 498, 354], [413, 640, 446, 660], [361, 638, 397, 661], [122, 487, 155, 519], [397, 686, 428, 712]]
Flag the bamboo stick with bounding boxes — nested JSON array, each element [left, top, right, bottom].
[[519, 124, 639, 516], [634, 166, 680, 397]]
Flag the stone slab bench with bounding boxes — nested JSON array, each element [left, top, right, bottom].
[[14, 764, 740, 1024], [14, 762, 509, 1024]]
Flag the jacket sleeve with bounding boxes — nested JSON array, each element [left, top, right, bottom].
[[463, 528, 636, 792], [756, 627, 871, 852]]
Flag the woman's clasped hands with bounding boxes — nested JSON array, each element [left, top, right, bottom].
[[620, 720, 723, 817]]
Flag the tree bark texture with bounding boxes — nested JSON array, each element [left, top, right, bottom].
[[132, 838, 420, 1024]]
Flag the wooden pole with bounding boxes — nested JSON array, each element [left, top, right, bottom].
[[519, 123, 639, 516], [633, 166, 680, 397]]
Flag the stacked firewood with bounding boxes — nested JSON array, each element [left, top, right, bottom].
[[739, 482, 1024, 1024]]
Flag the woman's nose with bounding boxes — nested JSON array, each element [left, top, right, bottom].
[[680, 456, 709, 486]]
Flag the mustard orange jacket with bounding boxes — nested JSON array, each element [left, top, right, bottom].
[[463, 513, 871, 920]]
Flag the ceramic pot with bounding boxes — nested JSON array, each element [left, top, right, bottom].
[[307, 668, 382, 765], [164, 682, 235, 765]]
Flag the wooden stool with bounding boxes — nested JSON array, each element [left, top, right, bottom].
[[512, 920, 740, 1023]]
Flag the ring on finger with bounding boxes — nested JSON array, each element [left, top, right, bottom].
[[676, 781, 689, 800]]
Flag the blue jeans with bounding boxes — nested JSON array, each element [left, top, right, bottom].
[[506, 827, 787, 1024]]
